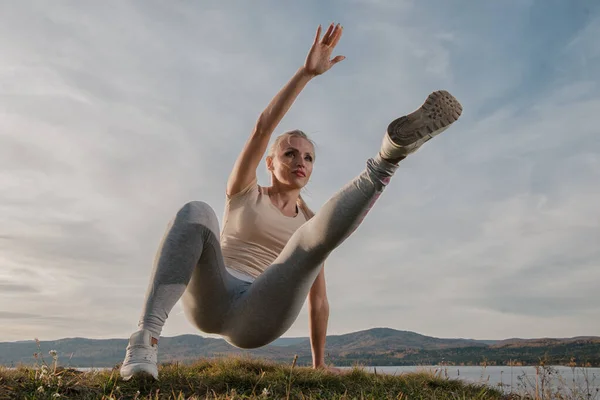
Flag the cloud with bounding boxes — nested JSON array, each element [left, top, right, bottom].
[[0, 1, 598, 343], [0, 282, 38, 294], [0, 311, 75, 322]]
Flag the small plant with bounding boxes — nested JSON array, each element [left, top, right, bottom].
[[512, 357, 600, 400]]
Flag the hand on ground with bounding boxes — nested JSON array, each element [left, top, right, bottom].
[[315, 365, 346, 375]]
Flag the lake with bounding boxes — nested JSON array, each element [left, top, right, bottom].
[[348, 365, 600, 395]]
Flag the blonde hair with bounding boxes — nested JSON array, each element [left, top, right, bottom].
[[267, 129, 316, 161], [267, 130, 316, 219]]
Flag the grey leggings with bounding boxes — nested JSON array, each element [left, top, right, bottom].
[[138, 155, 398, 349]]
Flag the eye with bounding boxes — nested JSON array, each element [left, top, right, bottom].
[[284, 151, 294, 157], [305, 155, 313, 162]]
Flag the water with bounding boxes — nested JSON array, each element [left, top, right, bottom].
[[349, 365, 600, 395]]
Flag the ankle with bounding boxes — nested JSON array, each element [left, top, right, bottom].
[[379, 132, 410, 163], [379, 152, 406, 165]]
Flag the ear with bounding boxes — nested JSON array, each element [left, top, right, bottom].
[[265, 156, 274, 171]]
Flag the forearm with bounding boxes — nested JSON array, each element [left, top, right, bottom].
[[255, 66, 314, 136], [308, 296, 330, 368]]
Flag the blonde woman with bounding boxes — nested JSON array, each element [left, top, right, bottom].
[[120, 22, 462, 380]]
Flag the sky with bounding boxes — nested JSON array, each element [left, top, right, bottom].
[[1, 0, 599, 343]]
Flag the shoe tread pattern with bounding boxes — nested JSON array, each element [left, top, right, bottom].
[[387, 90, 463, 148]]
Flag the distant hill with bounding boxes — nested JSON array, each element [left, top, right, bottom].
[[1, 328, 598, 368], [269, 337, 306, 347]]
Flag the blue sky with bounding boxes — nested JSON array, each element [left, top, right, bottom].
[[0, 1, 599, 342]]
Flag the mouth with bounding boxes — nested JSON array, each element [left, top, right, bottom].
[[293, 170, 306, 178]]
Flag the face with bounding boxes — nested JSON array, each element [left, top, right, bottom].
[[268, 136, 315, 189]]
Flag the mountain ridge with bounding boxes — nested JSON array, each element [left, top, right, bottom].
[[2, 327, 599, 368]]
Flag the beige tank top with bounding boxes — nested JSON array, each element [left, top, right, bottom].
[[220, 179, 308, 280]]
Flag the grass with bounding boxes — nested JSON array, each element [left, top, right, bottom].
[[0, 355, 504, 399], [507, 363, 600, 400]]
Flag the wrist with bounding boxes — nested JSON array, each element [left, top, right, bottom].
[[313, 359, 326, 368], [299, 66, 317, 79]]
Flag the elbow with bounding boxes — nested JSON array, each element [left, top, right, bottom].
[[254, 112, 278, 138], [309, 295, 329, 315], [254, 115, 269, 136], [321, 299, 330, 316]]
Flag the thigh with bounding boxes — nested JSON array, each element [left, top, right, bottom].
[[222, 220, 326, 348], [220, 161, 393, 348], [178, 201, 249, 334]]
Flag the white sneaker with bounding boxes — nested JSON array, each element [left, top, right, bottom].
[[382, 90, 463, 158], [120, 329, 158, 381]]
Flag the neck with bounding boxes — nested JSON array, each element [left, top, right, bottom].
[[268, 182, 301, 217]]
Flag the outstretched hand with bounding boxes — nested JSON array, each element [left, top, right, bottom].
[[304, 23, 345, 76]]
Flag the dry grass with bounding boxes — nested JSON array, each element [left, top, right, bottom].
[[0, 355, 503, 399], [2, 342, 597, 399]]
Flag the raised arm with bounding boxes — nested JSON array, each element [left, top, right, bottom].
[[226, 23, 345, 196]]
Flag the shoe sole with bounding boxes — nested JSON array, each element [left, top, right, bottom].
[[120, 364, 158, 381], [387, 90, 463, 153]]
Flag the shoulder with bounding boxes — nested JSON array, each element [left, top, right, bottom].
[[226, 178, 260, 203]]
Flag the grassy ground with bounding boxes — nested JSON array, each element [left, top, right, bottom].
[[0, 356, 504, 399]]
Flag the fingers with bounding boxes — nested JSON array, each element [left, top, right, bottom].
[[330, 55, 346, 65], [313, 25, 321, 45], [326, 366, 345, 375], [329, 24, 343, 48], [321, 23, 335, 45], [322, 23, 342, 48]]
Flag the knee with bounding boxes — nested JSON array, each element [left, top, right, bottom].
[[175, 201, 219, 232], [294, 223, 331, 261], [178, 200, 213, 216]]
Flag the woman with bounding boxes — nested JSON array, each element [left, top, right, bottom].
[[120, 22, 462, 380]]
